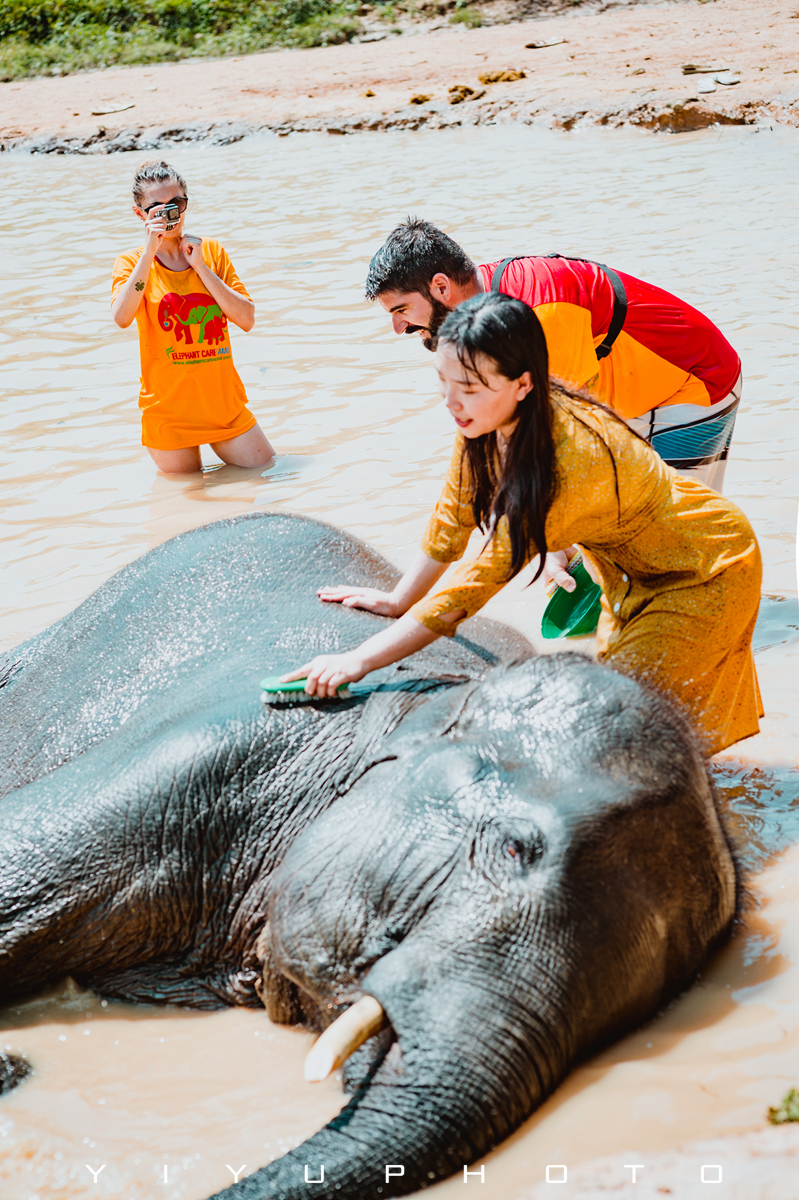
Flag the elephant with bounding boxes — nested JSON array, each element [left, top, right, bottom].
[[157, 291, 227, 345], [0, 513, 738, 1200]]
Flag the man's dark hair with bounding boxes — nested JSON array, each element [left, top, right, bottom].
[[365, 217, 477, 300]]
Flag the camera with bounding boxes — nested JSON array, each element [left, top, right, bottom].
[[153, 202, 181, 230]]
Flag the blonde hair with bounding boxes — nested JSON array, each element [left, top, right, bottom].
[[132, 159, 188, 208]]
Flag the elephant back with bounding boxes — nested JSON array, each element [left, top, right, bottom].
[[0, 513, 531, 799]]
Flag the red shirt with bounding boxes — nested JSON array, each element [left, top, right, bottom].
[[480, 257, 741, 420]]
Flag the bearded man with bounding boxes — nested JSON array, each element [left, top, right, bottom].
[[366, 217, 741, 496]]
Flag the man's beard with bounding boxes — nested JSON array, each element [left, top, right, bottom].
[[404, 297, 451, 351]]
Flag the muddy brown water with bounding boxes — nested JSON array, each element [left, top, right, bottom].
[[0, 125, 798, 1198]]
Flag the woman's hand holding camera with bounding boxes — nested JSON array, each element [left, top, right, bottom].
[[143, 211, 168, 254]]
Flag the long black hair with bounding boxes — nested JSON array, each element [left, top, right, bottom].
[[437, 291, 636, 583], [437, 292, 555, 581]]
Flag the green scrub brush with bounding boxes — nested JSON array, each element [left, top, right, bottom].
[[260, 675, 359, 704]]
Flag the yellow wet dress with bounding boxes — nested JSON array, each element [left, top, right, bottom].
[[409, 389, 762, 755]]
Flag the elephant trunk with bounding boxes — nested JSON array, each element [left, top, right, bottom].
[[210, 940, 569, 1199], [210, 1048, 542, 1199]]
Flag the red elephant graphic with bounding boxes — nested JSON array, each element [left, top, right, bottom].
[[158, 292, 228, 346]]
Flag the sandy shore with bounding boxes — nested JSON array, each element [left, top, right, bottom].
[[1, 0, 798, 152]]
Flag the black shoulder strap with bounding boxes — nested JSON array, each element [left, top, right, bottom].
[[490, 253, 628, 361], [584, 261, 628, 360], [490, 257, 524, 292]]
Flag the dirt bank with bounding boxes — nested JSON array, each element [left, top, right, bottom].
[[1, 0, 798, 152]]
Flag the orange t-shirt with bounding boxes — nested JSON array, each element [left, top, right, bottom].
[[111, 238, 256, 450]]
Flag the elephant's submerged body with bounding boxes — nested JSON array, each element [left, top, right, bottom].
[[0, 514, 738, 1199]]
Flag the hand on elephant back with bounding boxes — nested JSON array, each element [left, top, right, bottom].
[[317, 584, 402, 616]]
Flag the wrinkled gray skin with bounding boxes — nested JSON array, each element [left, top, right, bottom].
[[0, 514, 738, 1200]]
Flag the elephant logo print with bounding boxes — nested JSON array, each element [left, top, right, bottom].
[[158, 292, 228, 346]]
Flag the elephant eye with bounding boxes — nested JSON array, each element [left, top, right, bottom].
[[472, 820, 546, 882], [500, 831, 545, 873]]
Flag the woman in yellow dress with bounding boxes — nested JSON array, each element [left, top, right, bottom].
[[283, 292, 762, 755]]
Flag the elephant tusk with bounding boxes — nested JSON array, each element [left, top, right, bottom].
[[304, 994, 386, 1083]]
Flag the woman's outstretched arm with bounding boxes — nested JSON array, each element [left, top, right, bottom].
[[280, 611, 462, 698], [291, 439, 475, 695], [316, 550, 449, 618], [283, 552, 469, 697]]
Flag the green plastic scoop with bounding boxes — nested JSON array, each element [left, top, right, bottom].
[[540, 556, 603, 640]]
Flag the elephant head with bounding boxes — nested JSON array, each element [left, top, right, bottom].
[[158, 291, 227, 345], [218, 654, 738, 1199]]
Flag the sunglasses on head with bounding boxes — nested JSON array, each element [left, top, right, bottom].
[[142, 196, 188, 214]]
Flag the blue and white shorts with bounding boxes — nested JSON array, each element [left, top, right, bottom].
[[627, 373, 741, 494]]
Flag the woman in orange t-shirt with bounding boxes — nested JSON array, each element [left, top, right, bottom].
[[111, 159, 275, 474]]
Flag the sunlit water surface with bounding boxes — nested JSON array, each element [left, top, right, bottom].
[[0, 124, 798, 1199]]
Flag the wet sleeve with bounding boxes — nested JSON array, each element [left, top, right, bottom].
[[111, 251, 140, 303], [411, 437, 532, 637], [206, 240, 251, 300], [419, 436, 477, 564], [409, 517, 520, 637]]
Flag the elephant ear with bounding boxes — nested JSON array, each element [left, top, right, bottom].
[[333, 676, 477, 795]]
